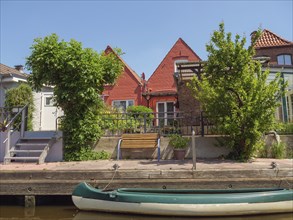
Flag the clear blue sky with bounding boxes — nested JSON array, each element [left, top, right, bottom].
[[1, 0, 292, 79]]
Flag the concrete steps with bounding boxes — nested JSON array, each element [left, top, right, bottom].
[[4, 132, 56, 164]]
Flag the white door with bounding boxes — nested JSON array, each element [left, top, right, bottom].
[[41, 93, 58, 130]]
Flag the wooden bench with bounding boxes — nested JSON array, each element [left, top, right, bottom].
[[117, 133, 160, 161]]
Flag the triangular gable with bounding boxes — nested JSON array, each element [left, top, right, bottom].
[[254, 29, 293, 48], [105, 46, 142, 85], [147, 38, 201, 93]]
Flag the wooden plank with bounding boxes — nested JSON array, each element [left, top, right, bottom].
[[1, 177, 292, 195], [122, 133, 159, 139], [120, 133, 159, 149]]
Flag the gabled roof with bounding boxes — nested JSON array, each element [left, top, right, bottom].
[[105, 46, 142, 85], [0, 63, 28, 79], [254, 29, 293, 48], [147, 38, 201, 93]]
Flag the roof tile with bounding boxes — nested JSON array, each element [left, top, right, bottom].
[[254, 29, 293, 48]]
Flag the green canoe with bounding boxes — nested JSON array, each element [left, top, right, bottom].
[[72, 182, 293, 216]]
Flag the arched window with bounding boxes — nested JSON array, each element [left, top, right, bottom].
[[277, 54, 292, 65]]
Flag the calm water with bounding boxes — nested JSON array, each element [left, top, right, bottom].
[[0, 206, 292, 220]]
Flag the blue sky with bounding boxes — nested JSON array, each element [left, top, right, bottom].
[[1, 0, 292, 79]]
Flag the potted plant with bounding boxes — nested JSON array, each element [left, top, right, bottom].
[[169, 134, 189, 160]]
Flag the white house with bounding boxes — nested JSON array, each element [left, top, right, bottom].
[[0, 63, 62, 131]]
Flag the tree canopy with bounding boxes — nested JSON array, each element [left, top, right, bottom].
[[26, 34, 123, 160], [189, 23, 286, 160]]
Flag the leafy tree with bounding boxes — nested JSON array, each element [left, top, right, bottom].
[[26, 34, 123, 161], [4, 83, 34, 131], [189, 23, 286, 160]]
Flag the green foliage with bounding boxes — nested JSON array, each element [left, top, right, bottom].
[[65, 147, 111, 161], [4, 83, 34, 131], [99, 106, 139, 134], [26, 34, 123, 161], [169, 134, 189, 149], [277, 123, 293, 134], [188, 23, 286, 160], [257, 141, 287, 159], [99, 105, 154, 135], [126, 105, 154, 124]]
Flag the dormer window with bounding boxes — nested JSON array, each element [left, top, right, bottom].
[[277, 54, 292, 65]]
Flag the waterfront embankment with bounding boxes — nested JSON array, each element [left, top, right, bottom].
[[0, 158, 292, 197]]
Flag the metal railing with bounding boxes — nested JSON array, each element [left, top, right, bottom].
[[98, 111, 216, 137], [1, 104, 29, 158]]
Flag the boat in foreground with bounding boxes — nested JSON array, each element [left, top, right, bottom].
[[72, 182, 293, 216]]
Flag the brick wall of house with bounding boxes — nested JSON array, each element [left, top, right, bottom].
[[148, 96, 177, 112], [146, 38, 201, 113], [147, 38, 201, 94], [177, 81, 201, 125], [103, 67, 143, 107], [255, 45, 293, 65]]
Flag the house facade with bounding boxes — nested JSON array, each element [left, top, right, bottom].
[[253, 29, 293, 122], [102, 46, 144, 111], [144, 38, 201, 126], [0, 63, 62, 131]]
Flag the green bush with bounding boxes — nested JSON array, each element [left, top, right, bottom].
[[4, 83, 34, 131], [169, 134, 189, 149], [127, 105, 154, 124], [277, 123, 293, 134]]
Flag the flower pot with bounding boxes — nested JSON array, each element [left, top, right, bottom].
[[173, 149, 186, 160]]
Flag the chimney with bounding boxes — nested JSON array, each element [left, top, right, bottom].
[[14, 65, 24, 73]]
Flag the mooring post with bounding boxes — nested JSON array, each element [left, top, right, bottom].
[[192, 129, 196, 170], [25, 195, 35, 208]]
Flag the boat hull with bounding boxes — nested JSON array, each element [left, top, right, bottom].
[[72, 195, 292, 216], [72, 182, 293, 216]]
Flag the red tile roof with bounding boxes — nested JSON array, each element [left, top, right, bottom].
[[254, 29, 293, 48]]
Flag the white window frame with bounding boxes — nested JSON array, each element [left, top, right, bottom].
[[112, 100, 134, 112], [156, 101, 175, 126]]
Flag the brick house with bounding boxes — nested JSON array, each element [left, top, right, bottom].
[[253, 29, 293, 122], [144, 38, 201, 126], [102, 46, 145, 111]]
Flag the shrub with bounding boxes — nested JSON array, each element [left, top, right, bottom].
[[169, 134, 189, 149]]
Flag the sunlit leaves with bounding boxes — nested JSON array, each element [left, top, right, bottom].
[[26, 34, 123, 160], [189, 23, 285, 160]]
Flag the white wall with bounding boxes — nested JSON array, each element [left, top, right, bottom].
[[32, 88, 63, 131]]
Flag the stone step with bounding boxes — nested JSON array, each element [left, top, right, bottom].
[[4, 157, 40, 161], [10, 150, 44, 153], [16, 143, 48, 147], [20, 137, 52, 141]]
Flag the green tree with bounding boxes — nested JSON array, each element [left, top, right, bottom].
[[26, 34, 123, 161], [4, 83, 34, 131], [189, 23, 286, 160]]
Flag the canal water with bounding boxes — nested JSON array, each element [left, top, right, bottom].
[[0, 206, 292, 220]]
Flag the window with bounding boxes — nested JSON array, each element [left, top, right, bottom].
[[157, 102, 175, 126], [174, 59, 188, 72], [45, 97, 54, 107], [277, 54, 292, 65], [112, 100, 134, 112]]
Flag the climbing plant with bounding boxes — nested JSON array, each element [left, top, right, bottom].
[[4, 83, 34, 131], [26, 34, 123, 161]]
